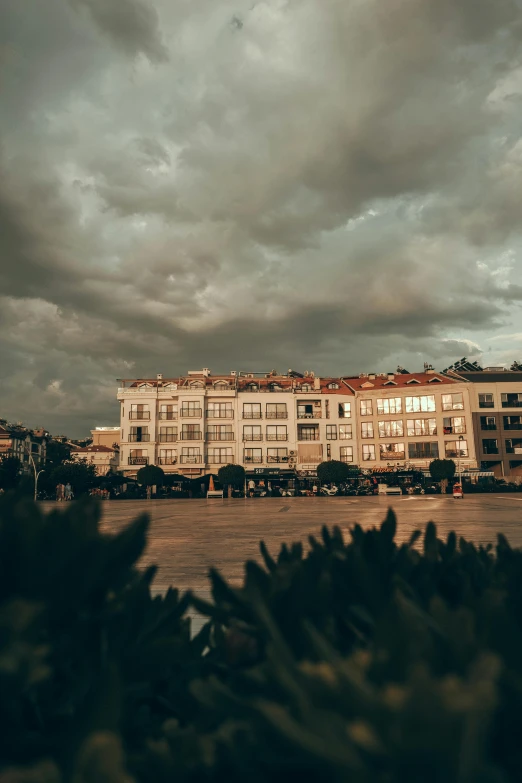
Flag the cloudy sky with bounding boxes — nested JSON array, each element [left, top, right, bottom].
[[2, 0, 522, 436]]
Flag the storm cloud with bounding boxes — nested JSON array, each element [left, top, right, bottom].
[[1, 0, 522, 436]]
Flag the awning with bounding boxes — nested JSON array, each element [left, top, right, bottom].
[[421, 470, 495, 477]]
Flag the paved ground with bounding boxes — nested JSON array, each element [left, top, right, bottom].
[[43, 495, 522, 594]]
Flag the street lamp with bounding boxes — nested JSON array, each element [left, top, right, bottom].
[[458, 434, 464, 484], [26, 446, 45, 501]]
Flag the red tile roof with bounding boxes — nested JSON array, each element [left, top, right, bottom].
[[343, 373, 458, 391]]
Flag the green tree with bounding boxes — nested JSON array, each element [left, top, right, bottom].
[[0, 456, 22, 491], [136, 464, 165, 492], [50, 459, 98, 496], [429, 458, 456, 494], [45, 439, 71, 470], [217, 464, 245, 493], [317, 460, 351, 486]]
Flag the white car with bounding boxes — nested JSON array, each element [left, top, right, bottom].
[[378, 485, 402, 496]]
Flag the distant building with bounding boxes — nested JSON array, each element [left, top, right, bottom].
[[70, 427, 120, 476], [0, 419, 47, 472]]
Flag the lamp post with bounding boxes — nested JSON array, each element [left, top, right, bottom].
[[26, 446, 45, 501], [458, 434, 464, 485]]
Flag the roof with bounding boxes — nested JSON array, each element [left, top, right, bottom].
[[71, 445, 114, 453], [343, 372, 458, 391], [119, 375, 354, 395], [452, 371, 522, 384]]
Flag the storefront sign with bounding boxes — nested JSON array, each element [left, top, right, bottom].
[[297, 469, 318, 478], [254, 468, 281, 475]]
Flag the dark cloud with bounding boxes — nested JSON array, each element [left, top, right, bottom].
[[1, 0, 522, 435]]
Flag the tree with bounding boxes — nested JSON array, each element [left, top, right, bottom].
[[136, 464, 165, 491], [0, 456, 21, 491], [317, 460, 352, 486], [45, 438, 71, 470], [429, 458, 456, 494], [50, 459, 98, 496], [218, 464, 245, 491]]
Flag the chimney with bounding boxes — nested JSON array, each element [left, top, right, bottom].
[[313, 376, 321, 390], [202, 368, 210, 377], [387, 373, 395, 380], [156, 373, 163, 381]]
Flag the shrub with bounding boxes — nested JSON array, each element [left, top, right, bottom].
[[316, 459, 352, 486]]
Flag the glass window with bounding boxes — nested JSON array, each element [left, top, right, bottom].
[[338, 402, 351, 418], [244, 448, 262, 463], [481, 416, 497, 430], [267, 448, 288, 462], [360, 399, 373, 416], [479, 393, 494, 408], [339, 424, 352, 440], [180, 447, 202, 463], [376, 398, 402, 415], [482, 439, 499, 455], [130, 404, 150, 420], [378, 420, 404, 438], [159, 404, 177, 420], [266, 425, 287, 441], [207, 447, 233, 463], [362, 444, 376, 461], [266, 403, 287, 419], [379, 443, 406, 460], [445, 440, 469, 457], [181, 424, 202, 439], [443, 417, 466, 435], [408, 442, 439, 459], [180, 401, 202, 417], [405, 395, 436, 413], [243, 403, 262, 419], [158, 449, 177, 465], [326, 424, 337, 440], [442, 393, 464, 411], [243, 425, 262, 441], [129, 426, 149, 442], [340, 446, 353, 463], [406, 418, 437, 437], [159, 426, 177, 442], [298, 425, 320, 440], [361, 422, 374, 439], [327, 382, 340, 389], [206, 425, 233, 440], [207, 402, 233, 418], [297, 403, 316, 419], [502, 393, 522, 407]]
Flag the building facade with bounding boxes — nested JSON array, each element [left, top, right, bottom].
[[70, 427, 120, 476], [117, 367, 478, 485], [0, 420, 47, 473]]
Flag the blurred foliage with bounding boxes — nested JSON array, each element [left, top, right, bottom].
[[2, 494, 522, 781]]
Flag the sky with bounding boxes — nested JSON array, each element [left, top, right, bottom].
[[2, 0, 522, 437]]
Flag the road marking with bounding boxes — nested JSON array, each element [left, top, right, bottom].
[[494, 496, 522, 501], [279, 506, 290, 512]]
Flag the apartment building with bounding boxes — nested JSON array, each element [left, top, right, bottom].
[[445, 367, 522, 479], [0, 419, 47, 472], [70, 427, 120, 476], [117, 369, 357, 489], [342, 370, 478, 474]]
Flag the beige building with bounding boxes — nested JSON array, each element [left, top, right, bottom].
[[70, 427, 120, 476]]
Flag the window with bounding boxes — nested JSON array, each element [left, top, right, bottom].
[[266, 403, 287, 419], [180, 401, 202, 417], [379, 443, 406, 461], [266, 425, 287, 441], [340, 446, 353, 463], [267, 448, 288, 463], [339, 424, 352, 440], [129, 449, 147, 465], [206, 425, 234, 441], [479, 393, 494, 409], [327, 382, 339, 389], [129, 426, 150, 443], [207, 447, 233, 464], [158, 449, 177, 465], [243, 403, 262, 419], [162, 382, 177, 391], [244, 448, 263, 463], [180, 447, 202, 463], [406, 418, 437, 437], [445, 440, 469, 458], [408, 442, 439, 459], [376, 398, 402, 415], [442, 393, 464, 411], [506, 438, 522, 454], [405, 395, 435, 413], [207, 402, 233, 418], [481, 416, 497, 430], [360, 400, 373, 416], [298, 425, 320, 441], [213, 381, 229, 389], [301, 383, 312, 392], [181, 424, 202, 440], [189, 380, 205, 388], [443, 417, 466, 435], [338, 402, 351, 418], [159, 426, 177, 442], [326, 424, 337, 440], [482, 439, 499, 455], [269, 382, 283, 391], [243, 425, 262, 441], [503, 416, 522, 430], [245, 383, 258, 392], [298, 403, 320, 419], [361, 422, 374, 439], [378, 420, 404, 438], [502, 393, 522, 408], [158, 404, 177, 420], [362, 444, 376, 461], [130, 404, 150, 420]]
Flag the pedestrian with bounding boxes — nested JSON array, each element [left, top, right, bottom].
[[64, 482, 73, 501], [312, 483, 318, 496], [146, 485, 152, 500], [248, 479, 255, 497], [56, 483, 64, 502]]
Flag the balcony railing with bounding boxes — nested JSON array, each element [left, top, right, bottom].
[[298, 434, 320, 441], [207, 456, 235, 464], [158, 457, 178, 465], [267, 455, 289, 463], [479, 401, 495, 408], [129, 412, 150, 420], [504, 423, 522, 430], [266, 434, 288, 441], [180, 408, 202, 417], [481, 424, 497, 430], [380, 453, 406, 461], [158, 412, 177, 420], [266, 412, 288, 419], [128, 457, 148, 465], [502, 401, 522, 408], [243, 434, 263, 441], [128, 434, 150, 442], [482, 447, 499, 455], [445, 450, 469, 459], [179, 455, 203, 464], [443, 427, 466, 435], [407, 430, 437, 437], [243, 412, 262, 419], [244, 456, 263, 463], [206, 410, 234, 418], [158, 435, 177, 442], [506, 445, 522, 454], [180, 432, 202, 440], [206, 433, 234, 441], [297, 412, 322, 419]]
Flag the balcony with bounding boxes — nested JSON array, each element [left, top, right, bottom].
[[158, 457, 177, 465], [408, 430, 437, 437], [128, 457, 148, 465], [158, 412, 177, 420], [129, 412, 150, 420], [179, 455, 203, 464], [380, 453, 406, 461], [206, 432, 234, 441], [180, 408, 202, 417], [445, 450, 469, 459], [480, 424, 497, 430], [243, 434, 263, 441], [207, 456, 235, 464], [502, 400, 522, 408], [266, 434, 288, 441], [158, 435, 177, 442], [128, 434, 150, 442], [482, 447, 499, 455], [180, 431, 202, 440], [479, 401, 494, 409], [297, 412, 322, 419], [266, 412, 288, 419], [206, 410, 234, 418], [243, 412, 262, 419], [297, 434, 320, 441], [267, 455, 289, 463], [443, 427, 466, 435], [244, 456, 263, 464]]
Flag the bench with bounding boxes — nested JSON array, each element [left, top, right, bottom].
[[207, 490, 224, 498]]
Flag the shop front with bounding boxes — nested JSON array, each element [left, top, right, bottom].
[[246, 467, 297, 496]]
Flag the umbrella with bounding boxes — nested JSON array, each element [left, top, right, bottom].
[[209, 475, 215, 492]]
